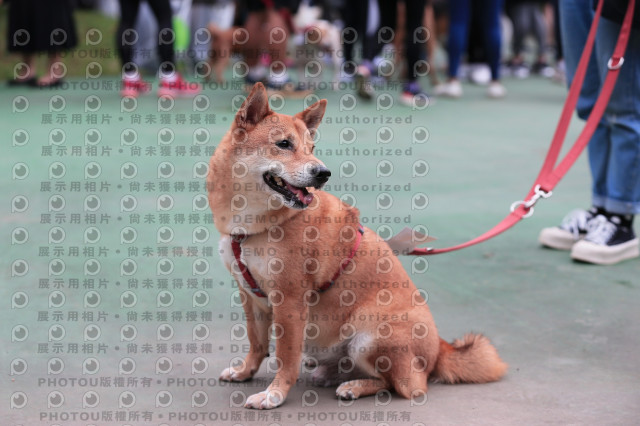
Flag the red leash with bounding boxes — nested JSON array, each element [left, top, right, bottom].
[[409, 0, 635, 256]]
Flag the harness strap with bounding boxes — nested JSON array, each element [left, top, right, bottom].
[[230, 234, 265, 297], [231, 224, 365, 297]]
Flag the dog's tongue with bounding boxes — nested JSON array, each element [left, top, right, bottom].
[[286, 182, 314, 205]]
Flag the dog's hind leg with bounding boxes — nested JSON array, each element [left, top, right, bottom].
[[386, 352, 429, 399], [335, 379, 389, 400], [331, 333, 390, 399], [392, 371, 428, 399]]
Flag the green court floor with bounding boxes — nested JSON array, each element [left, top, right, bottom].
[[2, 75, 639, 425]]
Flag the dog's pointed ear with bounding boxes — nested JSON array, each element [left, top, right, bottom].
[[295, 99, 327, 138], [236, 83, 271, 128]]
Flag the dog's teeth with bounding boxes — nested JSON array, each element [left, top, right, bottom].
[[274, 176, 283, 186]]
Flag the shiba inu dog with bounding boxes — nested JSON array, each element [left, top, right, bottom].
[[208, 83, 507, 409]]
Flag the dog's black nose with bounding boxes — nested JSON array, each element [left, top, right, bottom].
[[311, 166, 332, 182]]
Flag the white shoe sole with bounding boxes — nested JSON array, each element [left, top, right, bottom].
[[487, 84, 506, 98], [538, 227, 579, 251], [571, 238, 640, 265], [399, 94, 433, 108], [433, 83, 462, 98]]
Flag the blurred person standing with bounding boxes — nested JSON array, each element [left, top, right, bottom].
[[435, 0, 507, 98], [539, 0, 640, 265], [189, 0, 235, 77], [5, 0, 77, 87], [506, 0, 553, 78], [241, 0, 303, 92], [117, 0, 201, 97], [378, 0, 432, 106], [341, 0, 381, 100]]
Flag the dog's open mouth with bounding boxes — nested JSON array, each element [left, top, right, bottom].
[[263, 172, 314, 208]]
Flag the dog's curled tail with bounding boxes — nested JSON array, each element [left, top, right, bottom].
[[432, 333, 507, 384]]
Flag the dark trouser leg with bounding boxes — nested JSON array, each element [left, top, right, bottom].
[[147, 0, 176, 75], [117, 0, 142, 74]]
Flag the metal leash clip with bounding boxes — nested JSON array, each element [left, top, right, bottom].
[[510, 185, 553, 218]]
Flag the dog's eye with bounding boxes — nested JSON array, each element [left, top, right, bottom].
[[276, 140, 292, 150]]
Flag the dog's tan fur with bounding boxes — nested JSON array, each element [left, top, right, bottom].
[[208, 83, 507, 409]]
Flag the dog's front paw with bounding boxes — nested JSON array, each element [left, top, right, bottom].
[[336, 381, 358, 400], [219, 367, 252, 382], [245, 389, 285, 409]]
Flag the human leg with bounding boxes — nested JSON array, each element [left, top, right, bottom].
[[263, 9, 290, 87], [447, 0, 470, 80], [569, 16, 640, 264], [117, 0, 142, 75], [147, 0, 201, 96], [37, 52, 65, 86], [117, 0, 156, 96], [433, 0, 469, 97], [480, 0, 502, 80], [479, 0, 505, 97], [9, 54, 36, 85], [559, 0, 600, 116], [190, 4, 215, 65], [558, 0, 611, 208], [593, 17, 640, 215], [146, 0, 176, 76], [539, 0, 604, 250], [508, 3, 528, 61], [403, 0, 428, 81], [530, 3, 548, 64], [399, 0, 430, 105]]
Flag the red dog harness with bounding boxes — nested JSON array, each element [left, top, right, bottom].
[[231, 224, 365, 298]]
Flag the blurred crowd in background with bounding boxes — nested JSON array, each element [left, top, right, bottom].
[[5, 0, 640, 266], [6, 0, 565, 103]]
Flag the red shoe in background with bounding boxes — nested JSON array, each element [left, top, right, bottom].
[[158, 74, 201, 98], [120, 78, 152, 98]]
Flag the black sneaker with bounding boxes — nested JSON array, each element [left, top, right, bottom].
[[539, 208, 598, 250], [571, 214, 639, 265]]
